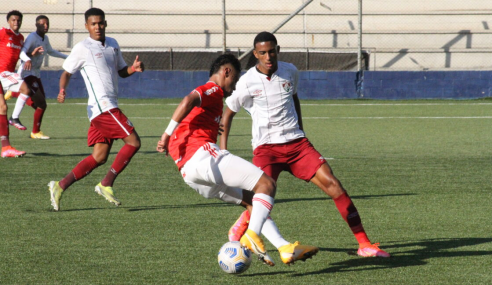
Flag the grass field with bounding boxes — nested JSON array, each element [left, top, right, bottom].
[[1, 98, 492, 284]]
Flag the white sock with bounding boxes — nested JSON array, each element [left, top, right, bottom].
[[262, 217, 290, 249], [11, 94, 28, 119], [248, 193, 274, 235]]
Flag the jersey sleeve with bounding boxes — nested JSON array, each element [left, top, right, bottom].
[[113, 39, 127, 71], [62, 42, 86, 74], [19, 33, 34, 62], [225, 77, 249, 112], [46, 36, 68, 59]]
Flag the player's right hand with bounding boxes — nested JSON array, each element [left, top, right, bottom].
[[157, 133, 170, 156], [57, 89, 66, 103]]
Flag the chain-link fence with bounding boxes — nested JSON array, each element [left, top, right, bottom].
[[3, 0, 492, 71]]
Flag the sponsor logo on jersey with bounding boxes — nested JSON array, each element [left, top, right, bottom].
[[252, 89, 262, 97], [204, 86, 219, 96], [282, 81, 292, 92], [95, 52, 103, 58], [6, 42, 22, 50], [319, 156, 325, 161]]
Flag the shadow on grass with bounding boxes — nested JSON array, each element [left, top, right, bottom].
[[126, 202, 233, 212], [292, 237, 492, 276], [275, 193, 416, 204]]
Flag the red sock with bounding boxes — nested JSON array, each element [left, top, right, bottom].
[[59, 155, 99, 190], [0, 114, 10, 148], [101, 144, 139, 187], [333, 192, 370, 245], [32, 108, 45, 133]]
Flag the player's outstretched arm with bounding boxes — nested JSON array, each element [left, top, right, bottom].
[[58, 71, 73, 103], [219, 107, 237, 150], [157, 91, 201, 155], [118, 55, 144, 78]]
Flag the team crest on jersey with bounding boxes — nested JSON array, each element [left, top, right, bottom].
[[282, 81, 292, 92], [204, 86, 219, 96]]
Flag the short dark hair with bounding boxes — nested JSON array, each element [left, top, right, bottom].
[[253, 31, 277, 47], [209, 53, 241, 77], [85, 8, 105, 22], [36, 15, 49, 22], [7, 10, 23, 21]]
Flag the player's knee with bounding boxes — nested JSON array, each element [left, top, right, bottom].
[[257, 175, 276, 196], [0, 102, 6, 114]]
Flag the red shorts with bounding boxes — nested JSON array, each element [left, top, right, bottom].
[[252, 137, 326, 182], [87, 108, 135, 147], [24, 76, 45, 108]]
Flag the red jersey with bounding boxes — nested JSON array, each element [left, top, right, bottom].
[[169, 81, 224, 170], [0, 28, 24, 72]]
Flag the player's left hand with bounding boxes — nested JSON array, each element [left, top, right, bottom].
[[157, 133, 170, 156], [23, 60, 32, 71], [132, 55, 144, 72]]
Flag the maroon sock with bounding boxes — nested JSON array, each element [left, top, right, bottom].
[[32, 108, 45, 133], [0, 114, 10, 148], [101, 144, 139, 187], [333, 192, 370, 245], [59, 155, 99, 190]]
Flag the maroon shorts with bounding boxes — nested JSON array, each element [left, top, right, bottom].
[[24, 76, 45, 108], [87, 108, 135, 147], [252, 137, 326, 182]]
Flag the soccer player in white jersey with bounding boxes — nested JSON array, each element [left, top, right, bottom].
[[221, 32, 390, 258], [157, 54, 318, 266], [7, 15, 68, 139], [48, 8, 143, 211]]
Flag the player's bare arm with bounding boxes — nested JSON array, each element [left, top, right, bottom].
[[118, 55, 144, 78], [157, 91, 201, 155], [58, 71, 73, 103], [219, 107, 237, 150], [293, 93, 303, 131]]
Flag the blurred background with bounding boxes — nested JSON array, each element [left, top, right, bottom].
[[3, 0, 492, 71]]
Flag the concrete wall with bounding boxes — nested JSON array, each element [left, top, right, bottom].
[[40, 70, 492, 100]]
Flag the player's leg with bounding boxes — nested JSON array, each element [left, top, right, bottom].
[[0, 79, 26, 157], [28, 78, 50, 139], [9, 79, 31, 131], [311, 163, 390, 257]]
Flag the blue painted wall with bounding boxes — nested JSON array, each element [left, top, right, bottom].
[[40, 70, 492, 100]]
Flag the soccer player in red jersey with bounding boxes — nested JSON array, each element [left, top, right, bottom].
[[221, 32, 390, 258], [48, 8, 143, 211], [157, 54, 319, 266], [0, 10, 40, 157]]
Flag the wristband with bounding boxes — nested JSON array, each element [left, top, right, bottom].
[[131, 65, 136, 72], [165, 119, 179, 136], [60, 88, 65, 93]]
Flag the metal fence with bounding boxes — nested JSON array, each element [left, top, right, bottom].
[[4, 0, 492, 71]]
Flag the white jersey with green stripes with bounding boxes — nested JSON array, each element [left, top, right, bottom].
[[62, 36, 127, 121]]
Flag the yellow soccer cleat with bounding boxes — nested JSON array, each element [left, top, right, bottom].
[[4, 90, 12, 100], [95, 183, 121, 206], [48, 181, 63, 211], [240, 229, 275, 266], [278, 241, 319, 265], [31, 131, 50, 140]]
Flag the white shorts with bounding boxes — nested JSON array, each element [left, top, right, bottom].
[[0, 71, 23, 93], [180, 142, 264, 205]]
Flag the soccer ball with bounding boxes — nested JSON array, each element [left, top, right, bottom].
[[217, 241, 252, 274]]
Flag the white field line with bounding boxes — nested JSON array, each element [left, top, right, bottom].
[[42, 102, 492, 106], [44, 116, 492, 120]]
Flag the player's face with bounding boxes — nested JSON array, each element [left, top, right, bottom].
[[36, 18, 49, 35], [223, 65, 239, 97], [253, 41, 279, 75], [85, 15, 106, 42], [8, 15, 22, 33]]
